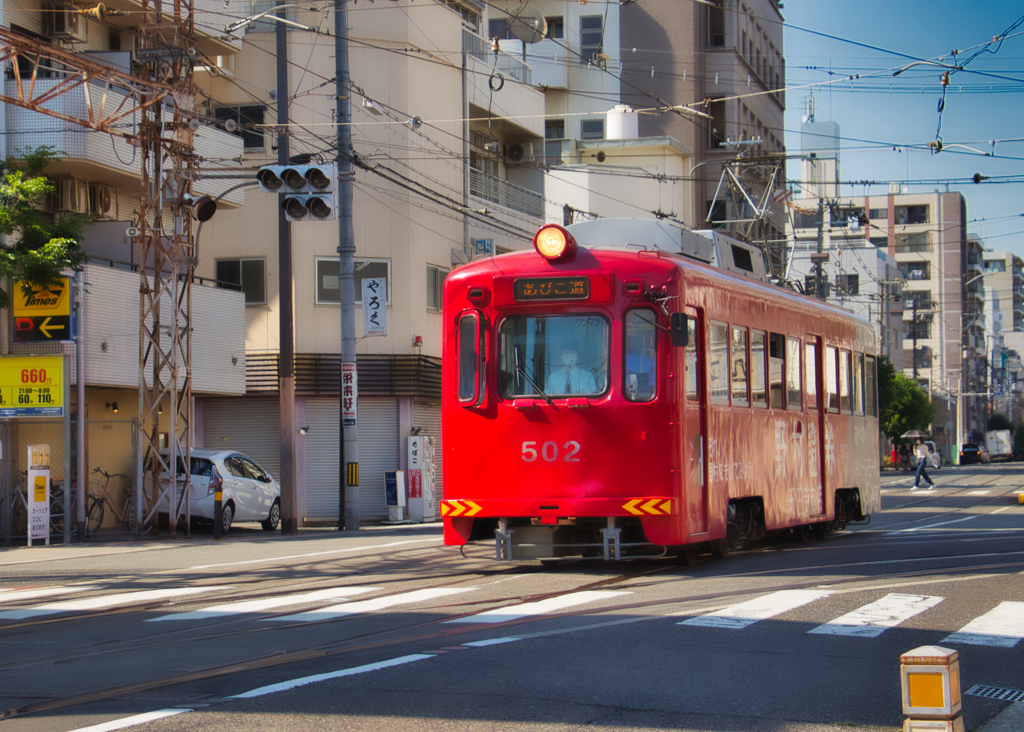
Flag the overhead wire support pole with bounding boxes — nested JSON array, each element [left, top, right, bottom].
[[336, 0, 359, 530]]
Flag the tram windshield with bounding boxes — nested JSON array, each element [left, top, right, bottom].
[[499, 315, 609, 398]]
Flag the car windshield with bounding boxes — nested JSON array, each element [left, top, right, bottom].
[[499, 315, 609, 398], [963, 444, 979, 450]]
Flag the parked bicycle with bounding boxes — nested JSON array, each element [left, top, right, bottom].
[[86, 467, 151, 535]]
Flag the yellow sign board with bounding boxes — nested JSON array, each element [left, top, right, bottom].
[[0, 356, 64, 417], [13, 279, 71, 317]]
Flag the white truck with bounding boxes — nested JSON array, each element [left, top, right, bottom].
[[985, 430, 1013, 462]]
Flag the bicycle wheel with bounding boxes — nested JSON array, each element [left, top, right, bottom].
[[123, 497, 137, 534], [50, 495, 65, 535], [86, 496, 105, 534]]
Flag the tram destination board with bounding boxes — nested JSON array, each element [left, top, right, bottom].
[[0, 356, 64, 417], [513, 276, 590, 302]]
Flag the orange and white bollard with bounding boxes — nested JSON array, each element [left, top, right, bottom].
[[900, 646, 963, 732]]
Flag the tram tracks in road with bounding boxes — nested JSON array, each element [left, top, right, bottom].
[[877, 476, 1021, 532], [3, 550, 1024, 722]]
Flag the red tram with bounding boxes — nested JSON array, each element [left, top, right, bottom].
[[441, 218, 880, 560]]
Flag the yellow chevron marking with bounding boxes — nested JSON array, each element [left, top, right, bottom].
[[623, 499, 645, 516], [464, 500, 482, 516], [641, 498, 664, 515]]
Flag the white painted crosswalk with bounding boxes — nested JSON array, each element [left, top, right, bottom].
[[0, 587, 232, 621], [680, 589, 834, 630], [267, 587, 476, 623], [942, 601, 1024, 647], [147, 587, 378, 623], [443, 590, 630, 624], [808, 593, 943, 638]]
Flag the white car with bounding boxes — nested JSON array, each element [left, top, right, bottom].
[[158, 449, 281, 533], [924, 441, 941, 469]]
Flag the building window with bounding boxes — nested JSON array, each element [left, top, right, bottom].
[[580, 119, 604, 141], [427, 265, 448, 311], [708, 98, 727, 148], [837, 274, 859, 296], [869, 208, 886, 221], [545, 120, 565, 140], [708, 0, 725, 46], [896, 205, 929, 225], [488, 17, 514, 40], [213, 105, 266, 149], [315, 258, 391, 305], [545, 16, 564, 39], [870, 236, 888, 248], [216, 258, 266, 305], [580, 15, 603, 63]]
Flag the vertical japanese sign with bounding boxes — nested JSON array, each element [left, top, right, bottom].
[[342, 362, 357, 427], [474, 238, 493, 256], [362, 277, 386, 336], [27, 444, 51, 545]]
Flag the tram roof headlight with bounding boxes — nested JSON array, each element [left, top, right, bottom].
[[533, 224, 578, 262]]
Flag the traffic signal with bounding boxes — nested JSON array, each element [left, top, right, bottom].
[[255, 163, 337, 221]]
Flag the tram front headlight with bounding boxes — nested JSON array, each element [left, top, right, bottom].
[[533, 224, 578, 262]]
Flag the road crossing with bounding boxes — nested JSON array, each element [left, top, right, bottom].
[[1, 583, 1023, 650]]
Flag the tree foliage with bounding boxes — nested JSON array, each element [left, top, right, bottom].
[[0, 147, 87, 309], [877, 355, 936, 440], [987, 413, 1012, 432]]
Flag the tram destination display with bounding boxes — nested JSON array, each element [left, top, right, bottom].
[[513, 276, 590, 302]]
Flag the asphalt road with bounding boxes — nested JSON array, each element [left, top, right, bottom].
[[1, 463, 1022, 732]]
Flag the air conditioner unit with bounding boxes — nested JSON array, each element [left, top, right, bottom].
[[505, 142, 534, 165], [89, 184, 113, 215], [54, 178, 88, 213], [51, 7, 85, 42]]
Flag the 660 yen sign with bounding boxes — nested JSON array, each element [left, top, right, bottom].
[[521, 440, 580, 463]]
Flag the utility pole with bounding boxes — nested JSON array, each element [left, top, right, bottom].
[[809, 197, 829, 301], [276, 1, 299, 535], [336, 0, 359, 530]]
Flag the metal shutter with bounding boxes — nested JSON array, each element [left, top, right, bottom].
[[305, 399, 340, 518], [412, 401, 442, 501], [203, 399, 280, 480], [356, 399, 399, 520]]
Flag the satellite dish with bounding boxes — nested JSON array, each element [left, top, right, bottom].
[[507, 4, 547, 44]]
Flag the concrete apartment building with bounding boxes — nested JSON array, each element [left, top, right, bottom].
[[619, 0, 787, 249], [983, 250, 1024, 421]]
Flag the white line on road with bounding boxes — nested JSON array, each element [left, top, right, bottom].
[[808, 593, 943, 638], [885, 515, 979, 536], [0, 586, 95, 604], [0, 587, 232, 621], [967, 490, 992, 495], [443, 590, 629, 624], [187, 538, 443, 570], [679, 589, 834, 630], [146, 587, 378, 622], [266, 587, 475, 622], [942, 601, 1024, 647], [66, 709, 191, 732], [229, 654, 434, 698]]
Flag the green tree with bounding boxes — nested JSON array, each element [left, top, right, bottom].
[[879, 358, 936, 440], [0, 147, 87, 309], [987, 413, 1012, 431]]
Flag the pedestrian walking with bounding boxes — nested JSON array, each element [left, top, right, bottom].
[[913, 438, 936, 489], [891, 445, 897, 470], [899, 444, 910, 473]]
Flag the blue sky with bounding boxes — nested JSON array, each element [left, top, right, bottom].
[[781, 1, 1024, 255]]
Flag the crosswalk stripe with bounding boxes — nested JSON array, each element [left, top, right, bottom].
[[808, 593, 943, 638], [146, 587, 378, 622], [0, 587, 233, 621], [679, 589, 834, 630], [443, 590, 630, 624], [0, 586, 96, 604], [268, 587, 475, 623], [942, 602, 1024, 647]]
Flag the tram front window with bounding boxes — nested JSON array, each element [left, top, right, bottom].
[[500, 315, 609, 398]]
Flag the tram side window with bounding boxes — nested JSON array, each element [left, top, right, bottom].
[[709, 321, 729, 403], [624, 310, 657, 402], [851, 352, 860, 415], [731, 326, 749, 407], [826, 346, 840, 413], [685, 316, 700, 400], [839, 349, 852, 414], [786, 337, 802, 409], [865, 355, 878, 416], [751, 330, 767, 407], [458, 312, 483, 404], [805, 341, 819, 409], [769, 332, 785, 409]]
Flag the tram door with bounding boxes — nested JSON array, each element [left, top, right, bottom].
[[806, 337, 827, 516], [683, 308, 709, 535]]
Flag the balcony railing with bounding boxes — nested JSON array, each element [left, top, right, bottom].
[[470, 168, 543, 218], [463, 29, 532, 85]]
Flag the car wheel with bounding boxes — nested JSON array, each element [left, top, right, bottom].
[[221, 502, 234, 534], [262, 500, 280, 531]]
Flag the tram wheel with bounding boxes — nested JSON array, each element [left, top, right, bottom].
[[709, 539, 731, 559], [676, 545, 700, 565], [794, 525, 811, 543]]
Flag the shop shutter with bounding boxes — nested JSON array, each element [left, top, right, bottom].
[[203, 398, 280, 480], [412, 400, 443, 501], [305, 399, 340, 518]]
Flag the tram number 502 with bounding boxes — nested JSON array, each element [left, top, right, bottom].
[[521, 440, 580, 463]]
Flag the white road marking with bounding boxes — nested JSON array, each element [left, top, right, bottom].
[[66, 709, 191, 732], [942, 601, 1024, 647], [146, 587, 377, 622], [967, 490, 992, 495], [0, 586, 95, 604], [267, 587, 475, 622], [0, 587, 232, 620], [679, 589, 833, 630], [885, 515, 979, 536], [229, 654, 433, 698], [443, 590, 629, 624], [808, 593, 943, 638], [188, 538, 443, 570]]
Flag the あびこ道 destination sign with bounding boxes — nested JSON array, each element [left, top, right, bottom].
[[0, 356, 65, 417]]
